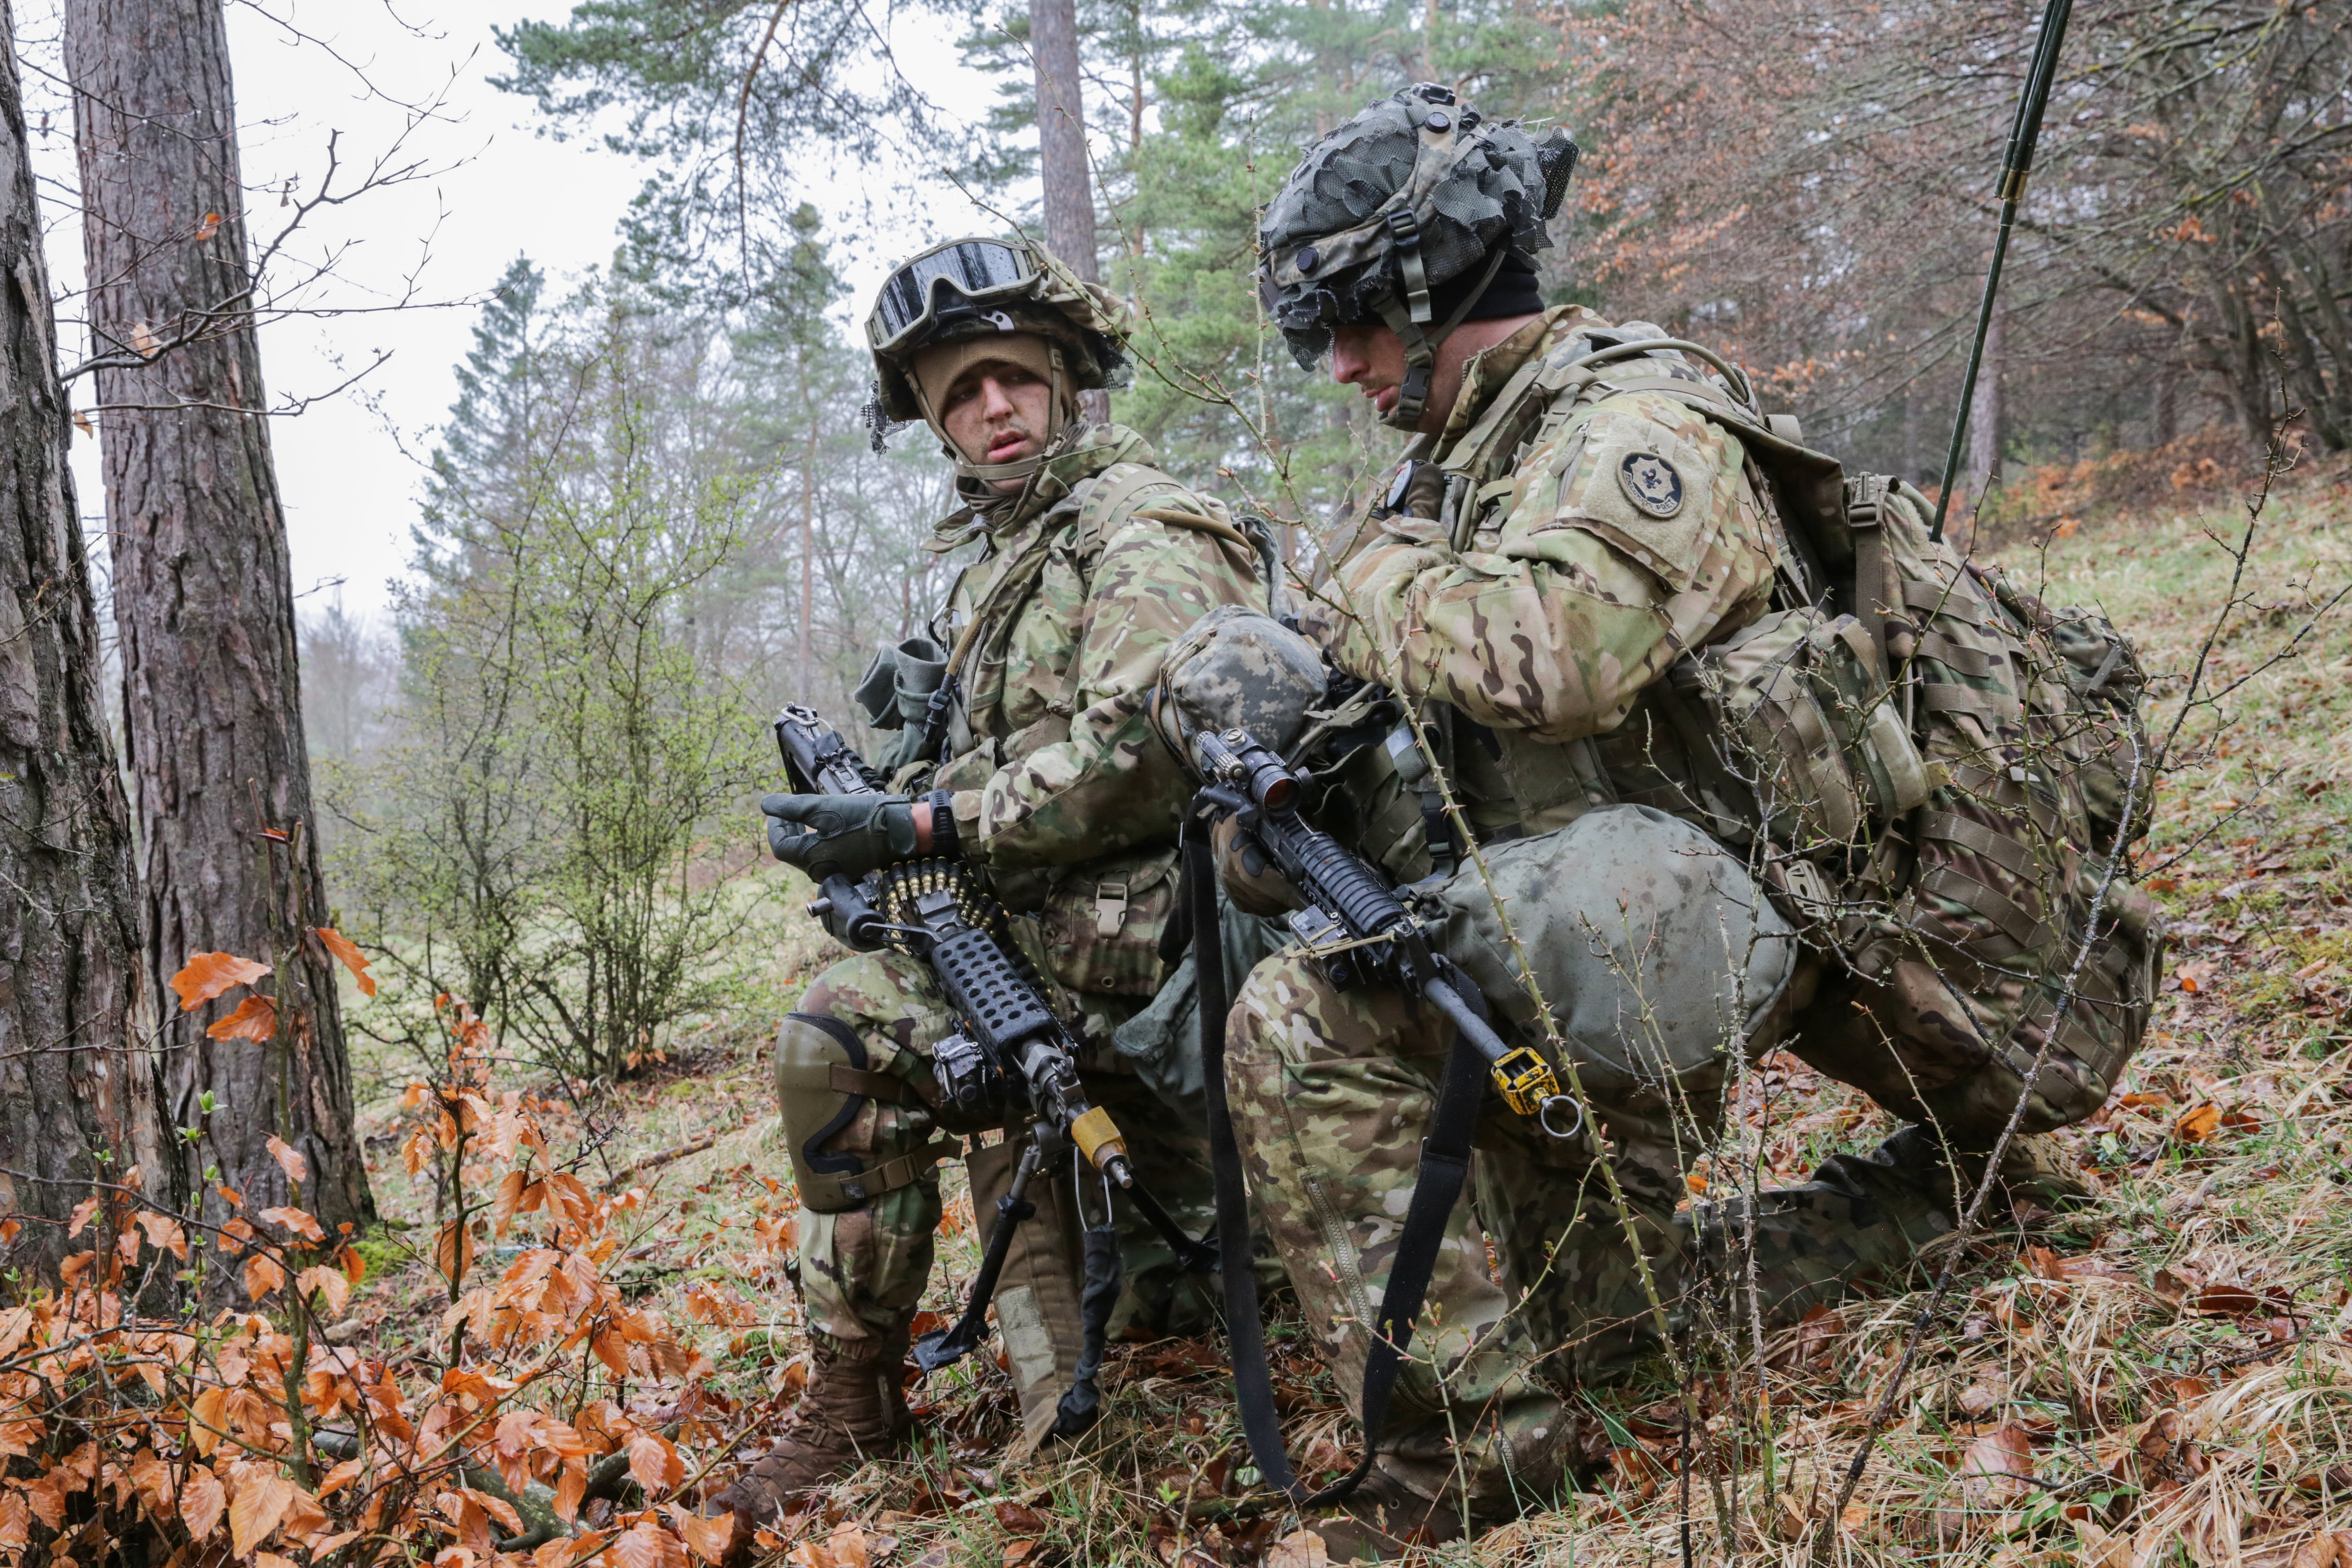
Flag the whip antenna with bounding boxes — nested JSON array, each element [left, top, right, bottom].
[[1929, 0, 2076, 544]]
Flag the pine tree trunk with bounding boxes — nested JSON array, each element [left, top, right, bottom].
[[1966, 305, 2004, 501], [64, 0, 374, 1242], [0, 4, 174, 1281], [1030, 0, 1109, 423]]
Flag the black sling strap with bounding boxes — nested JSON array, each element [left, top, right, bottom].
[[1185, 809, 1489, 1506]]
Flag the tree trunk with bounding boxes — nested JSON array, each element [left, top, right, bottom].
[[0, 3, 174, 1283], [1966, 304, 2004, 502], [64, 0, 373, 1242], [1029, 0, 1109, 424]]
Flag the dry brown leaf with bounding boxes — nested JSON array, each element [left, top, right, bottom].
[[169, 952, 270, 1011], [179, 1467, 226, 1540], [682, 1511, 737, 1564], [1002, 1545, 1038, 1568], [314, 927, 378, 996], [1265, 1530, 1330, 1568], [206, 993, 278, 1043], [612, 1520, 687, 1568], [243, 1251, 286, 1303], [2175, 1103, 2223, 1141], [229, 1470, 294, 1556], [826, 1522, 870, 1568], [266, 1135, 310, 1186], [994, 1502, 1046, 1534]]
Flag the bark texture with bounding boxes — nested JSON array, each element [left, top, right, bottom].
[[0, 3, 172, 1281], [1029, 0, 1109, 422], [64, 0, 373, 1237]]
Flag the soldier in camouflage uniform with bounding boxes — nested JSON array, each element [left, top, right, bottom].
[[708, 239, 1267, 1552], [1189, 85, 2141, 1556]]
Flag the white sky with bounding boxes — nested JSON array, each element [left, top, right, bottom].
[[25, 1, 1004, 619]]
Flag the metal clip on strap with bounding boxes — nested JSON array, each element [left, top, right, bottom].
[[1386, 209, 1433, 325]]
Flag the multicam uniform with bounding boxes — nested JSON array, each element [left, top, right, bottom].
[[1218, 305, 2099, 1515], [784, 425, 1265, 1450]]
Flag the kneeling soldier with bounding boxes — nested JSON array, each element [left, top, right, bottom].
[[1176, 84, 2157, 1558], [709, 238, 1270, 1551]]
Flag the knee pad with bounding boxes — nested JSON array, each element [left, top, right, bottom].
[[775, 1012, 952, 1212]]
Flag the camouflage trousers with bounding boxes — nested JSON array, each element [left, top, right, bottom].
[[782, 949, 1221, 1437], [1224, 808, 1972, 1515]]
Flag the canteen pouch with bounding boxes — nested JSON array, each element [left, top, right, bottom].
[[854, 636, 951, 772]]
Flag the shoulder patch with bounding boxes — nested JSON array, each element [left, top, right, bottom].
[[1552, 393, 1732, 590]]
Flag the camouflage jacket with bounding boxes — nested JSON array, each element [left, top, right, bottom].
[[1318, 307, 1781, 745], [926, 425, 1264, 876]]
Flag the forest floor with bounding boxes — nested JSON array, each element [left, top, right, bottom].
[[340, 441, 2352, 1567]]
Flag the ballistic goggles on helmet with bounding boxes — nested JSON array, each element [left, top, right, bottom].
[[866, 239, 1041, 356]]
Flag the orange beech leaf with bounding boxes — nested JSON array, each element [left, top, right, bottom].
[[314, 927, 378, 996], [170, 952, 270, 1011], [207, 994, 278, 1042], [339, 1243, 367, 1285], [188, 1388, 230, 1457], [66, 1196, 100, 1237], [314, 1457, 363, 1498], [244, 1250, 287, 1303], [216, 1182, 246, 1210], [254, 1554, 300, 1568], [612, 1520, 686, 1568], [2175, 1103, 2223, 1142], [462, 1486, 524, 1536], [218, 1217, 255, 1254], [129, 1449, 175, 1512], [132, 1211, 189, 1261], [434, 1220, 474, 1288], [259, 1205, 327, 1244], [628, 1432, 683, 1494], [226, 1472, 293, 1556], [297, 1264, 351, 1316], [24, 1472, 66, 1529], [267, 1135, 310, 1186], [552, 1464, 587, 1522], [0, 1493, 25, 1551], [180, 1467, 226, 1539], [683, 1511, 737, 1563]]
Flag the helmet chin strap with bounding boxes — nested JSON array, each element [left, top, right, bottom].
[[1367, 242, 1512, 431]]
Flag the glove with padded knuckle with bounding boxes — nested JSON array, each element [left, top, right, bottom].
[[762, 793, 919, 881], [762, 789, 962, 882]]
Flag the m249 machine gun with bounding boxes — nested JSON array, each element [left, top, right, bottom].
[[772, 704, 1209, 1430]]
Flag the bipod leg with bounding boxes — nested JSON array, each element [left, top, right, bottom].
[[914, 1137, 1041, 1374], [1122, 1177, 1218, 1275]]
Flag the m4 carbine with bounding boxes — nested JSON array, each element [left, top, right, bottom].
[[1192, 726, 1580, 1134], [772, 704, 1208, 1401]]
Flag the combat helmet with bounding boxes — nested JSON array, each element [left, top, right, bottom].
[[1259, 84, 1578, 430], [865, 236, 1133, 486]]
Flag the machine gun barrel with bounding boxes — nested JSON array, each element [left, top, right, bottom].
[[1192, 726, 1581, 1138]]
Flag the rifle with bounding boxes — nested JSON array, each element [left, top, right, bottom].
[[1183, 723, 1580, 1506], [1192, 726, 1578, 1131], [772, 704, 1211, 1410]]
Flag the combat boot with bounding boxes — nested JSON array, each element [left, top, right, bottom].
[[1311, 1468, 1484, 1562], [706, 1330, 912, 1560]]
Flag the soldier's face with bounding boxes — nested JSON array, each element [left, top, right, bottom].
[[1330, 317, 1540, 433], [938, 362, 1054, 490]]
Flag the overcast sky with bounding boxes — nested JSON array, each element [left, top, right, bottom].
[[22, 0, 998, 621]]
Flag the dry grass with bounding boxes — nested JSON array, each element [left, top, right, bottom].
[[335, 446, 2352, 1567]]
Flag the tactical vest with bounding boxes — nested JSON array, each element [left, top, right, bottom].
[[924, 458, 1261, 1003], [1323, 332, 2161, 1138]]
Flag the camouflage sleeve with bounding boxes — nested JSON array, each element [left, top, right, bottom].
[[968, 495, 1264, 868], [1319, 389, 1779, 744]]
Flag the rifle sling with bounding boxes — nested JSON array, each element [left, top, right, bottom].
[[1186, 804, 1486, 1508]]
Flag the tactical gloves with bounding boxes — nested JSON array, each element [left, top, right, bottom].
[[762, 790, 961, 881]]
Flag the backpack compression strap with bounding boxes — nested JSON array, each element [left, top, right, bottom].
[[1185, 803, 1489, 1507]]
